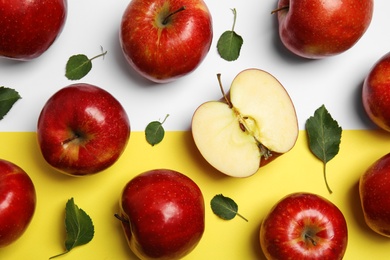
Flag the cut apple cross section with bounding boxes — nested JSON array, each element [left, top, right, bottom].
[[192, 69, 299, 177]]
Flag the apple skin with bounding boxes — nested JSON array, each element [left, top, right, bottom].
[[0, 159, 36, 248], [362, 52, 390, 132], [359, 152, 390, 237], [260, 192, 348, 260], [37, 83, 130, 176], [275, 0, 373, 59], [120, 0, 213, 83], [116, 169, 205, 260], [0, 0, 67, 60]]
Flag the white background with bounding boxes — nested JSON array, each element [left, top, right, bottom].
[[0, 0, 388, 132]]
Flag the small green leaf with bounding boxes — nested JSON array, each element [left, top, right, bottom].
[[145, 114, 169, 146], [49, 198, 94, 259], [65, 54, 91, 80], [0, 87, 21, 120], [65, 48, 107, 80], [217, 8, 243, 61], [210, 194, 248, 222], [306, 105, 342, 194]]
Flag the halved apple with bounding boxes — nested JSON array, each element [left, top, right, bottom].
[[192, 69, 298, 177]]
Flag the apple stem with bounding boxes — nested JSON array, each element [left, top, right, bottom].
[[162, 6, 186, 25], [216, 73, 232, 108], [114, 213, 129, 224], [270, 5, 289, 14], [61, 134, 80, 146], [323, 165, 333, 194], [305, 234, 317, 246]]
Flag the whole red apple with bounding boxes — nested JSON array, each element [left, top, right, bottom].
[[359, 152, 390, 237], [115, 169, 205, 259], [362, 52, 390, 132], [120, 0, 213, 83], [274, 0, 373, 59], [0, 159, 36, 247], [37, 83, 130, 176], [260, 192, 348, 260], [0, 0, 67, 60]]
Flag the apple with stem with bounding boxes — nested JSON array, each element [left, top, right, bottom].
[[0, 0, 67, 60], [115, 169, 205, 259], [359, 152, 390, 237], [0, 159, 36, 247], [120, 0, 213, 83], [362, 51, 390, 132], [37, 83, 130, 176], [260, 192, 348, 260], [272, 0, 373, 59], [191, 69, 298, 177]]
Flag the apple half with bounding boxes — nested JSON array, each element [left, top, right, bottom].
[[192, 69, 298, 177]]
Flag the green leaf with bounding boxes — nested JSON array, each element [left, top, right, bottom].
[[210, 194, 248, 222], [217, 31, 243, 61], [65, 54, 92, 80], [217, 8, 243, 61], [0, 86, 21, 120], [49, 198, 94, 259], [145, 114, 169, 146], [65, 48, 107, 80], [305, 105, 342, 194]]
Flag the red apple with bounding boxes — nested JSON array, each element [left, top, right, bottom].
[[260, 192, 348, 260], [273, 0, 373, 59], [362, 52, 390, 132], [120, 0, 213, 83], [359, 152, 390, 237], [115, 169, 205, 259], [0, 0, 67, 60], [0, 159, 36, 247], [192, 69, 298, 177], [37, 83, 130, 176]]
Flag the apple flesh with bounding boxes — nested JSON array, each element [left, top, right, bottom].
[[260, 192, 348, 260], [37, 83, 130, 176], [120, 0, 213, 83], [192, 69, 298, 177], [0, 0, 67, 60], [116, 169, 205, 260], [0, 159, 36, 247], [274, 0, 373, 59], [359, 152, 390, 237], [362, 52, 390, 132]]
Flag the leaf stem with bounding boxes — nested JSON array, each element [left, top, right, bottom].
[[231, 8, 237, 31], [323, 163, 333, 194], [161, 114, 169, 124], [49, 250, 70, 259], [90, 49, 107, 62], [237, 212, 249, 222]]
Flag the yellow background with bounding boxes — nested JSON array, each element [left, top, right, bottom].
[[1, 130, 390, 259]]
